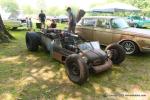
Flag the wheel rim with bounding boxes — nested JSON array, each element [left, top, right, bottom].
[[71, 63, 80, 76], [122, 41, 135, 54]]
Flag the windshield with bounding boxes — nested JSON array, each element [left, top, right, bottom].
[[78, 41, 100, 51], [111, 18, 129, 29]]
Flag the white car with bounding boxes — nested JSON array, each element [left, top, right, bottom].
[[3, 18, 22, 30], [1, 11, 23, 30]]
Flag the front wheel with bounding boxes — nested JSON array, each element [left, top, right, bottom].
[[106, 43, 125, 64], [65, 54, 89, 85], [120, 41, 139, 55]]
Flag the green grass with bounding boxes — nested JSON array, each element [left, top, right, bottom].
[[0, 29, 150, 100]]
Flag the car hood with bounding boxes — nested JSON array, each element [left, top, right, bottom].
[[134, 19, 150, 23], [76, 9, 86, 23], [122, 28, 150, 38]]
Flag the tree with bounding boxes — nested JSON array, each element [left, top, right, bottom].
[[47, 6, 65, 16], [107, 0, 150, 16], [36, 0, 46, 11], [0, 0, 19, 13], [0, 0, 16, 43], [0, 14, 14, 43], [22, 5, 34, 15]]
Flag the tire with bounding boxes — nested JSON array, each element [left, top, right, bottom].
[[106, 43, 125, 64], [65, 54, 89, 85], [26, 32, 41, 51], [12, 27, 17, 30], [120, 41, 139, 55]]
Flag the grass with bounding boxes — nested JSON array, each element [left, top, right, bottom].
[[0, 28, 150, 100]]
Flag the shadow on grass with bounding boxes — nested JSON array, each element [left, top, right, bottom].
[[0, 31, 150, 100]]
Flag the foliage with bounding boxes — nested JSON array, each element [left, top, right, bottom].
[[0, 0, 19, 13], [46, 5, 79, 16], [36, 0, 46, 11], [107, 0, 150, 16], [0, 0, 150, 17], [22, 5, 34, 15], [46, 6, 66, 16]]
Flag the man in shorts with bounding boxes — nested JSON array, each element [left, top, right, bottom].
[[39, 10, 46, 28]]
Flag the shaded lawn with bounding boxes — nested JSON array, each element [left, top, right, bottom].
[[0, 30, 150, 100]]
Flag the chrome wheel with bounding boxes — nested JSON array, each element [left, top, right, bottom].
[[72, 63, 80, 76], [121, 41, 136, 55]]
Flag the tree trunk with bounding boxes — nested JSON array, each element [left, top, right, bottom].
[[0, 14, 15, 43]]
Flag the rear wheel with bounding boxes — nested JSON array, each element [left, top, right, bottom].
[[65, 54, 89, 85], [120, 41, 139, 55], [26, 32, 41, 51], [106, 43, 125, 64]]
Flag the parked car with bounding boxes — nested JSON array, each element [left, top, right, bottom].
[[25, 29, 125, 85], [3, 18, 22, 30], [76, 16, 150, 55], [127, 16, 150, 28], [46, 16, 68, 23], [8, 10, 27, 27], [1, 8, 26, 30]]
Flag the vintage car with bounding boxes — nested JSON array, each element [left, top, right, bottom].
[[2, 11, 26, 30], [3, 17, 22, 30], [76, 16, 150, 55], [25, 29, 125, 85], [127, 16, 150, 28]]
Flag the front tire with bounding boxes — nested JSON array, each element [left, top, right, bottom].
[[106, 43, 125, 64], [120, 41, 139, 55], [26, 32, 41, 51], [65, 54, 89, 85]]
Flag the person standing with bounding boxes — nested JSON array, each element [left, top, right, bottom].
[[66, 7, 76, 33], [39, 10, 46, 29], [26, 17, 32, 31], [26, 17, 29, 29]]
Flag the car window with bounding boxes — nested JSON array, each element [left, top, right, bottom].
[[96, 19, 110, 29], [132, 16, 142, 20], [111, 18, 129, 29], [128, 16, 142, 20], [83, 18, 96, 26]]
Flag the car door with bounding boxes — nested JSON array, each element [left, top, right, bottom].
[[93, 18, 113, 45], [78, 18, 96, 41], [110, 18, 131, 43]]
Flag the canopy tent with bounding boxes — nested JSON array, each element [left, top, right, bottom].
[[89, 2, 141, 13]]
